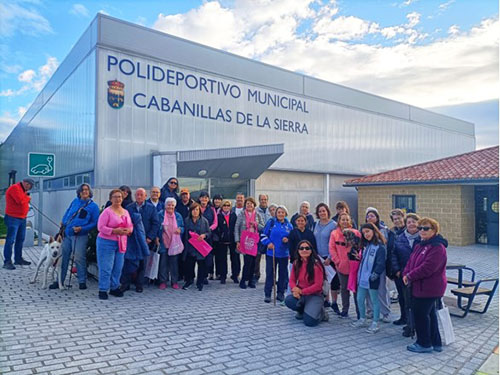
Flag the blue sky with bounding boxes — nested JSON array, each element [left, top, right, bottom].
[[1, 0, 498, 148]]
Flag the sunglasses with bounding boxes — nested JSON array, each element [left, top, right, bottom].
[[223, 204, 231, 207], [418, 226, 432, 231], [169, 181, 178, 185], [298, 246, 312, 251]]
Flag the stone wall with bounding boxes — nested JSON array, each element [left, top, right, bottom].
[[357, 185, 475, 246]]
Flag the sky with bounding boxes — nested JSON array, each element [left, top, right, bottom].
[[1, 0, 498, 148]]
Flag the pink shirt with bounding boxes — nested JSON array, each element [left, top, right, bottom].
[[97, 207, 133, 253]]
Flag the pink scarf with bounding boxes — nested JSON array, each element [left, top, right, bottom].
[[245, 210, 257, 232], [162, 210, 178, 248]]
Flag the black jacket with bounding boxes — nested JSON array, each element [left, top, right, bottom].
[[288, 228, 317, 262], [215, 211, 237, 244]]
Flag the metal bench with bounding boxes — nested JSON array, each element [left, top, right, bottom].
[[450, 278, 499, 318], [446, 266, 477, 287]]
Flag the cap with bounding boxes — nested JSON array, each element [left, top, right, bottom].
[[213, 194, 223, 200], [23, 178, 35, 186], [199, 191, 209, 198], [366, 207, 379, 215], [180, 188, 190, 194]]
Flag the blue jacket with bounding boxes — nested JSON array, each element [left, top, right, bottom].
[[61, 198, 99, 237], [392, 231, 421, 274], [261, 218, 293, 258], [359, 243, 387, 289], [157, 210, 185, 255], [126, 201, 160, 242], [125, 211, 150, 264], [147, 198, 164, 214]]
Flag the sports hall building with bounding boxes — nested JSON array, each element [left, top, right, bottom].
[[0, 14, 475, 234]]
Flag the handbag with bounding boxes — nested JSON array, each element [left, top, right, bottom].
[[436, 298, 455, 345], [58, 200, 92, 239], [144, 252, 160, 280], [168, 234, 184, 256], [188, 231, 212, 257], [240, 230, 259, 256]]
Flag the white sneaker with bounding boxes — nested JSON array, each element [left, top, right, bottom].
[[350, 319, 367, 328], [382, 315, 392, 323], [366, 322, 380, 333]]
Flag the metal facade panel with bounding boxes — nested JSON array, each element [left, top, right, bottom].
[[98, 16, 304, 95], [409, 106, 474, 136], [95, 48, 475, 188]]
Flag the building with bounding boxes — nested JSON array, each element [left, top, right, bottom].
[[0, 14, 476, 235], [345, 146, 499, 246]]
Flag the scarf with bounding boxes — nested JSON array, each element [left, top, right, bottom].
[[162, 210, 178, 248], [404, 229, 419, 248], [222, 211, 230, 228], [245, 209, 257, 231]]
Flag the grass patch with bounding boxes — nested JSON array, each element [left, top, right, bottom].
[[0, 216, 6, 238]]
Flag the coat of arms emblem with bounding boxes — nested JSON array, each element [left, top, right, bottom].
[[107, 80, 124, 109]]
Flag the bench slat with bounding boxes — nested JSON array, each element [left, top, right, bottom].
[[446, 277, 477, 286], [451, 287, 492, 296]]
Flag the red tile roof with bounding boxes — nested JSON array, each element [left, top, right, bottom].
[[345, 146, 499, 186]]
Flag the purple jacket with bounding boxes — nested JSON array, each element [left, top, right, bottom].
[[403, 234, 448, 298]]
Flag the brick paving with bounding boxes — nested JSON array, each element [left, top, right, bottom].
[[0, 244, 498, 375]]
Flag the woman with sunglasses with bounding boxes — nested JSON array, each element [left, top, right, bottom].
[[403, 217, 447, 353], [285, 240, 327, 326], [351, 223, 387, 333], [329, 212, 361, 318], [160, 177, 180, 205], [214, 199, 237, 284]]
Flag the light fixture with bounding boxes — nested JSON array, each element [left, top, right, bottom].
[[231, 172, 239, 179], [198, 169, 207, 177]]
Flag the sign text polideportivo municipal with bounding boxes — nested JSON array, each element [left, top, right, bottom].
[[106, 54, 310, 135]]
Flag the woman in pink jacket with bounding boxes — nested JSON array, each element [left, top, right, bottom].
[[329, 213, 361, 318], [96, 189, 133, 300]]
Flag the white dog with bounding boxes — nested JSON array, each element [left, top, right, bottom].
[[30, 236, 65, 289]]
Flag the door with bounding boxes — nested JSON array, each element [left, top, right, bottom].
[[475, 185, 499, 245]]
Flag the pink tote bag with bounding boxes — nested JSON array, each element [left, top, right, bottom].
[[188, 231, 212, 257]]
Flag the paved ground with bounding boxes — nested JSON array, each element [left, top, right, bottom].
[[0, 244, 498, 375]]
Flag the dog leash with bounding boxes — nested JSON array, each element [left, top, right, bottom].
[[29, 202, 61, 229]]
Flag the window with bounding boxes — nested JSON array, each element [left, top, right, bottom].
[[83, 174, 90, 184], [76, 175, 83, 185], [63, 177, 70, 187], [393, 195, 416, 213]]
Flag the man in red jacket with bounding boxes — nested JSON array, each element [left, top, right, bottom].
[[3, 178, 34, 270]]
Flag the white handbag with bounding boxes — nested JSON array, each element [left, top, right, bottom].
[[144, 252, 160, 280], [436, 299, 455, 345]]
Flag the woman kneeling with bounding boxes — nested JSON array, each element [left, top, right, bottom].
[[285, 240, 326, 327]]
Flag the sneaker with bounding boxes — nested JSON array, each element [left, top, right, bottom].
[[277, 293, 284, 302], [2, 263, 15, 270], [231, 276, 239, 284], [351, 319, 367, 328], [239, 281, 247, 289], [382, 315, 392, 323], [366, 322, 380, 333], [393, 318, 406, 326], [323, 300, 331, 308], [159, 283, 167, 290], [295, 312, 304, 320], [407, 343, 432, 353], [339, 311, 348, 319], [79, 283, 87, 290], [182, 281, 193, 290], [109, 288, 124, 297], [197, 285, 203, 291], [172, 283, 180, 290], [433, 346, 443, 352], [264, 296, 271, 303], [135, 286, 143, 293], [322, 310, 329, 322], [208, 274, 214, 280], [49, 282, 59, 289], [14, 258, 31, 266], [402, 326, 414, 338], [248, 282, 256, 289], [331, 302, 340, 315], [98, 291, 108, 300]]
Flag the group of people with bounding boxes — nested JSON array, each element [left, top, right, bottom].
[[3, 177, 448, 354]]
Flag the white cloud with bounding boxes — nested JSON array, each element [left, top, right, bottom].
[[1, 56, 59, 97], [0, 2, 53, 37], [152, 1, 497, 109], [0, 110, 21, 142], [448, 24, 460, 35], [439, 0, 455, 11], [70, 3, 89, 18]]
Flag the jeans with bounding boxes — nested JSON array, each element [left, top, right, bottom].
[[159, 253, 179, 284], [214, 243, 230, 280], [358, 287, 380, 322], [3, 215, 27, 264], [242, 254, 256, 283], [337, 272, 350, 314], [264, 255, 288, 297], [229, 245, 240, 279], [60, 235, 89, 284], [413, 297, 442, 348], [284, 294, 323, 327], [96, 237, 125, 292]]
